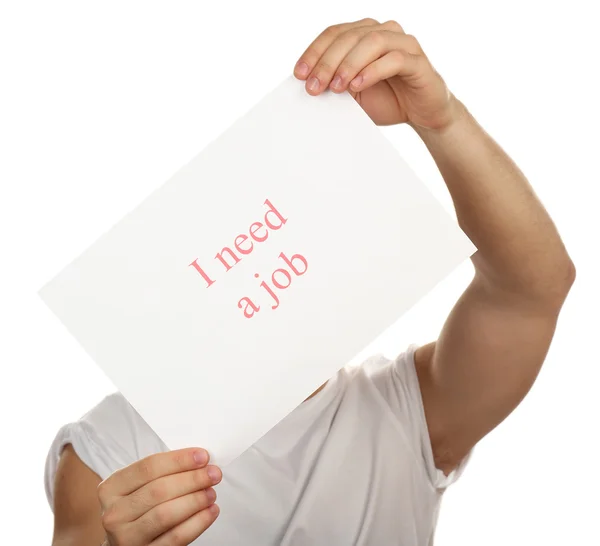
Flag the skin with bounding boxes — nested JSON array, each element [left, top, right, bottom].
[[51, 19, 575, 546]]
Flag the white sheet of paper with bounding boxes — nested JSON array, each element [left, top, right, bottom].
[[39, 75, 476, 467]]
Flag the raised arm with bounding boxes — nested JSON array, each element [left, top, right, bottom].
[[411, 100, 575, 474], [293, 18, 575, 475]]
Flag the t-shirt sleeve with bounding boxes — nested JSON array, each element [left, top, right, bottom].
[[363, 344, 473, 490], [44, 392, 168, 511]]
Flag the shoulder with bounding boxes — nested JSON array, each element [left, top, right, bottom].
[[354, 344, 472, 488], [354, 344, 423, 404], [44, 392, 166, 510], [75, 391, 167, 464]]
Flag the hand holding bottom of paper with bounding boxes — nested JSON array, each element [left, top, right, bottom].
[[98, 448, 221, 545]]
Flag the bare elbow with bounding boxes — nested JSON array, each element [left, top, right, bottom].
[[564, 257, 577, 288], [543, 255, 576, 310], [556, 255, 576, 298]]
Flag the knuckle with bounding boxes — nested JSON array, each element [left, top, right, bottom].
[[153, 504, 171, 528], [404, 33, 422, 50], [148, 481, 167, 503], [391, 49, 406, 61], [314, 59, 335, 76], [138, 508, 167, 537], [137, 458, 155, 481], [302, 47, 320, 64], [365, 30, 386, 46], [346, 27, 366, 40], [383, 19, 404, 31], [101, 504, 119, 531], [323, 24, 340, 37], [361, 17, 379, 25], [171, 449, 187, 470], [336, 62, 351, 77], [337, 59, 359, 78]]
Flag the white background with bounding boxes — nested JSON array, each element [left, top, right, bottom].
[[0, 1, 598, 544]]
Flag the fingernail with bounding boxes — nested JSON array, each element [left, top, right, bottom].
[[207, 466, 222, 484], [205, 487, 217, 502], [307, 77, 320, 92], [350, 75, 363, 88], [331, 76, 342, 89], [209, 503, 220, 516], [194, 449, 208, 465], [295, 61, 309, 77]]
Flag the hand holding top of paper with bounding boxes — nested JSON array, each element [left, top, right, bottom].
[[294, 18, 461, 130], [98, 448, 221, 545]]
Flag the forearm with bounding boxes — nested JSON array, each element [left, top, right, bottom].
[[410, 97, 575, 305]]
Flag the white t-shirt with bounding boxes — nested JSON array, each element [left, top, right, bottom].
[[45, 345, 471, 545]]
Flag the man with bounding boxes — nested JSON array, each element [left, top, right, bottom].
[[47, 19, 575, 546]]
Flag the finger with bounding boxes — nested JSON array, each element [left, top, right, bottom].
[[303, 28, 366, 95], [332, 32, 424, 93], [132, 490, 219, 543], [348, 49, 427, 93], [98, 448, 209, 502], [150, 505, 220, 546], [122, 465, 222, 520], [293, 18, 379, 81], [298, 20, 406, 94]]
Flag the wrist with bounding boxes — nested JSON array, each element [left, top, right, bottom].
[[409, 95, 472, 141]]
